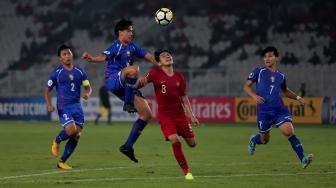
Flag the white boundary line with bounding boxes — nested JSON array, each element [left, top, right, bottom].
[[1, 162, 336, 181], [0, 166, 133, 180], [3, 171, 336, 184]]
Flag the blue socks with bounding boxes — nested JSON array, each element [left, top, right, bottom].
[[288, 135, 305, 161], [55, 130, 69, 143], [124, 119, 148, 149], [251, 134, 262, 144], [125, 77, 137, 104], [61, 138, 78, 162]]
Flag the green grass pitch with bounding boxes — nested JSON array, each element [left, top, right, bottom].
[[0, 121, 335, 188]]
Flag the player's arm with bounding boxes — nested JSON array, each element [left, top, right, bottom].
[[44, 87, 55, 112], [82, 52, 107, 63], [243, 80, 264, 104], [181, 95, 200, 126], [82, 80, 92, 100], [282, 87, 305, 105], [144, 53, 160, 67]]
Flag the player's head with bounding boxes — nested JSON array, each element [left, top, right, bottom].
[[114, 19, 133, 43], [57, 44, 73, 66], [155, 50, 173, 66], [262, 46, 279, 68]]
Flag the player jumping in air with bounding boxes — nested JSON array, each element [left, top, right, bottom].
[[45, 44, 92, 170], [243, 46, 313, 169], [137, 50, 199, 180], [82, 19, 159, 162]]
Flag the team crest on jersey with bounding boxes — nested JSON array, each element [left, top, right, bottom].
[[126, 51, 131, 56], [69, 74, 74, 80], [270, 76, 275, 82], [176, 82, 180, 86]]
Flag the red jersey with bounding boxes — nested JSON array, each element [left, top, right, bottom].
[[146, 69, 186, 116]]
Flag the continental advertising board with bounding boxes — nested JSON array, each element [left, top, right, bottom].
[[235, 97, 323, 124]]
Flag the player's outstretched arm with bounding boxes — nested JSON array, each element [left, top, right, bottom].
[[44, 87, 55, 112], [181, 96, 200, 126], [144, 53, 160, 67], [82, 52, 107, 63], [243, 80, 264, 104], [282, 87, 305, 105]]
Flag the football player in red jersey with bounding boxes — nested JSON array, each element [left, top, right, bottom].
[[137, 50, 199, 180]]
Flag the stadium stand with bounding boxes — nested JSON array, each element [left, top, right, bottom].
[[0, 0, 335, 97]]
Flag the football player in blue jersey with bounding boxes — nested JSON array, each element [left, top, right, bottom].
[[45, 44, 92, 170], [243, 46, 313, 169], [82, 19, 158, 163]]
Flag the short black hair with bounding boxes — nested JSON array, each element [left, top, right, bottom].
[[114, 19, 133, 36], [262, 46, 279, 57], [154, 50, 171, 62], [57, 44, 72, 56]]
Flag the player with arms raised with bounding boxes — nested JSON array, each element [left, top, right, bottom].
[[243, 46, 313, 168], [45, 44, 92, 170], [82, 19, 159, 162], [138, 50, 199, 180]]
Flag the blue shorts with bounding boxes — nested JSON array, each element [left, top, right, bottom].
[[257, 108, 292, 133], [57, 103, 84, 128], [105, 71, 143, 101]]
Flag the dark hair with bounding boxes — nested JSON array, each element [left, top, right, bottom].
[[154, 50, 171, 62], [114, 19, 133, 36], [262, 46, 279, 57], [57, 44, 72, 56]]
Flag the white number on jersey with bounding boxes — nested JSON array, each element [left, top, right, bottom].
[[71, 83, 75, 92], [269, 85, 274, 94]]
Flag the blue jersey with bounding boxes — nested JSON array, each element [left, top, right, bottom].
[[103, 40, 147, 78], [248, 67, 287, 112], [47, 66, 89, 108]]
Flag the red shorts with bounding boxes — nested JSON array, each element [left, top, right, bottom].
[[158, 114, 195, 140]]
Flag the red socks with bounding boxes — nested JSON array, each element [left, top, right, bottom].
[[172, 141, 189, 175]]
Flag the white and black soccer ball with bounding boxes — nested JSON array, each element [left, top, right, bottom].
[[155, 8, 173, 26]]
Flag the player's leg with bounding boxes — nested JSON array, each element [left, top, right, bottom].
[[184, 137, 196, 148], [57, 123, 81, 170], [52, 129, 69, 157], [168, 134, 193, 180], [52, 109, 73, 157], [277, 121, 313, 168], [58, 105, 84, 170], [178, 119, 196, 148], [248, 113, 272, 155], [121, 65, 139, 112], [94, 113, 101, 125], [107, 106, 112, 125], [120, 94, 152, 163]]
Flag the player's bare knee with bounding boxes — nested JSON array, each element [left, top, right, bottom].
[[75, 132, 81, 141], [127, 65, 139, 77], [168, 135, 179, 144], [138, 109, 152, 121]]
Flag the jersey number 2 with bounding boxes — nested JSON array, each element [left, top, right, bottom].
[[71, 83, 75, 92]]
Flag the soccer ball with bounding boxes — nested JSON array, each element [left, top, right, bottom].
[[155, 8, 173, 26]]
